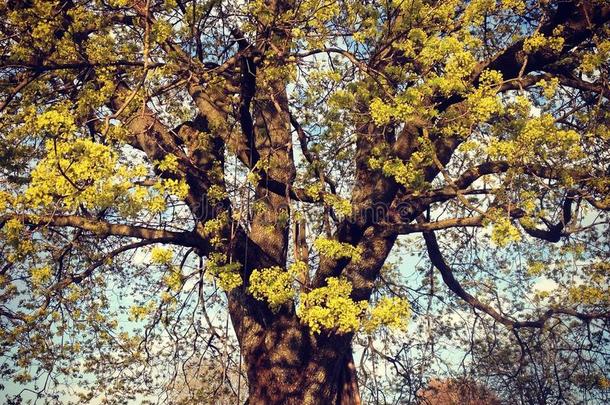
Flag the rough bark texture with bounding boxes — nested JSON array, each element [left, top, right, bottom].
[[238, 314, 359, 405]]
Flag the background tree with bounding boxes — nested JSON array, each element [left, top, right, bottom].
[[417, 378, 501, 405], [0, 0, 609, 403]]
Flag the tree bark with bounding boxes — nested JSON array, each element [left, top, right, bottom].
[[236, 312, 361, 405]]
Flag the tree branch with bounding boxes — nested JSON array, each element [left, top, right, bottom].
[[475, 0, 610, 84], [0, 214, 202, 247], [422, 224, 608, 328]]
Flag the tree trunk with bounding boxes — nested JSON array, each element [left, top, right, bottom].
[[239, 313, 361, 405]]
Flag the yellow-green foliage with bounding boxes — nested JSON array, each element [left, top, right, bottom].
[[490, 216, 522, 247], [150, 247, 174, 264], [523, 32, 564, 54], [206, 253, 242, 291], [367, 143, 429, 189], [155, 154, 180, 173], [249, 266, 296, 311], [2, 218, 24, 244], [1, 220, 35, 263], [35, 107, 77, 134], [128, 302, 156, 322], [369, 87, 427, 126], [216, 270, 242, 291], [313, 237, 362, 262], [465, 70, 504, 122], [567, 262, 610, 306], [380, 155, 426, 189], [304, 182, 323, 201], [323, 194, 353, 217], [297, 277, 368, 334], [201, 213, 228, 248], [537, 77, 560, 99], [163, 267, 183, 292], [363, 297, 411, 333], [207, 185, 227, 202], [25, 138, 189, 216], [568, 285, 610, 306], [297, 278, 411, 334], [526, 261, 546, 277], [26, 139, 118, 209], [289, 260, 309, 280], [487, 114, 582, 162], [30, 266, 52, 288], [580, 40, 610, 74]]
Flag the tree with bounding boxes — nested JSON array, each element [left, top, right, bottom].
[[1, 0, 609, 403], [417, 378, 500, 405]]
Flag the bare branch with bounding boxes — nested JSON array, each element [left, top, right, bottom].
[[422, 223, 608, 328]]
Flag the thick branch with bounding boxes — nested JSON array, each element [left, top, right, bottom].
[[0, 214, 202, 247], [476, 1, 610, 83]]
